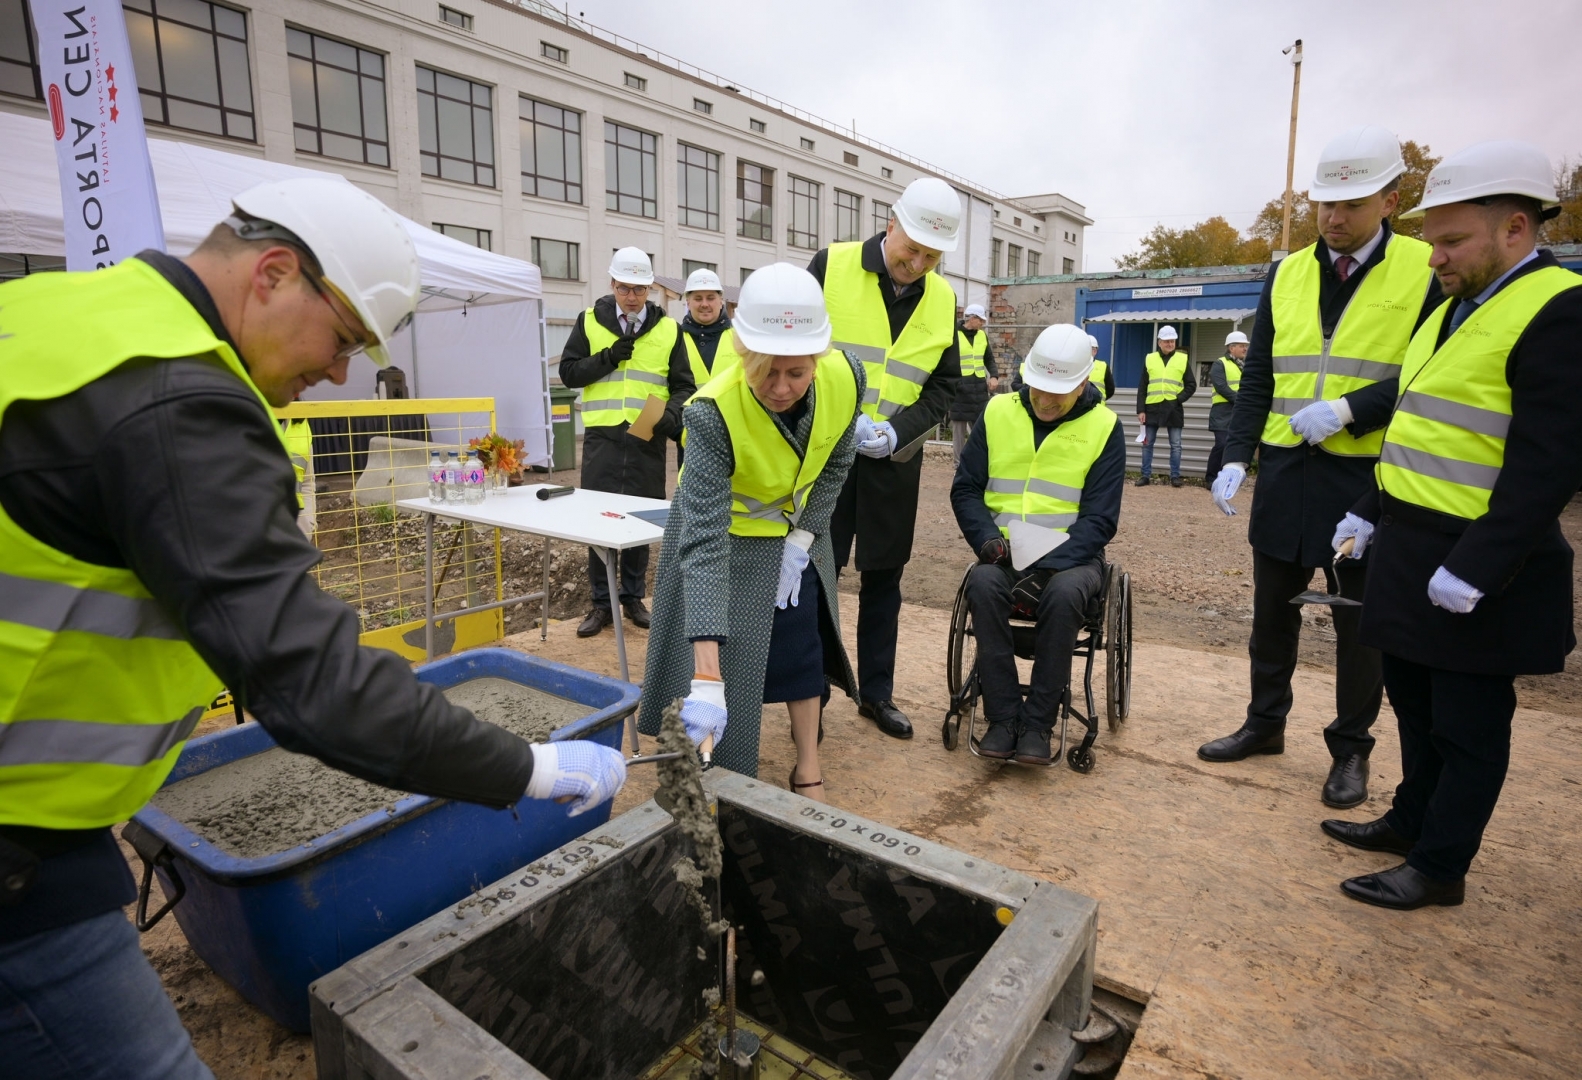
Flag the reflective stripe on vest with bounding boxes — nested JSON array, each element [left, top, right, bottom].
[[683, 327, 736, 388], [0, 259, 276, 829], [1144, 351, 1188, 404], [580, 308, 679, 426], [958, 329, 987, 378], [1263, 234, 1434, 455], [1089, 360, 1109, 401], [983, 395, 1118, 534], [684, 351, 858, 537], [1212, 357, 1243, 406], [282, 419, 312, 509], [1376, 265, 1580, 520], [823, 241, 956, 421]]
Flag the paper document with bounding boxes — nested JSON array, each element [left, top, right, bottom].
[[1008, 519, 1069, 572], [1134, 429, 1147, 444], [626, 395, 667, 441]]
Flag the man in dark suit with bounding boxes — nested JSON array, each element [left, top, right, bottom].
[[1323, 140, 1582, 909]]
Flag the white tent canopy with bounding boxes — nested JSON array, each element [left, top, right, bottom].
[[0, 110, 550, 462]]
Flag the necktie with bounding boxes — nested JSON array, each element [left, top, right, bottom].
[[1447, 299, 1479, 334], [1334, 254, 1357, 282]]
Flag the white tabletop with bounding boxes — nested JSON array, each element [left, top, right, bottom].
[[397, 485, 669, 550]]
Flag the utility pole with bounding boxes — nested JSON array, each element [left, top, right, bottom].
[[1279, 39, 1304, 255]]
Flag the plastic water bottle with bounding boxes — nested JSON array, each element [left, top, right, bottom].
[[444, 451, 463, 504], [463, 451, 485, 505], [428, 451, 445, 504]]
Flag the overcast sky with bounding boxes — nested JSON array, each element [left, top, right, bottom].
[[568, 0, 1582, 270]]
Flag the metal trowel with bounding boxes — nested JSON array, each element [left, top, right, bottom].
[[1290, 561, 1361, 607]]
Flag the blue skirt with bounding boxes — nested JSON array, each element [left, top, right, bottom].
[[762, 565, 824, 704]]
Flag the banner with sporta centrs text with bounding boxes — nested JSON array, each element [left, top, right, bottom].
[[30, 1, 165, 270]]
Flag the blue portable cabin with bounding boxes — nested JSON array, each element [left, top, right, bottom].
[[1076, 272, 1267, 391]]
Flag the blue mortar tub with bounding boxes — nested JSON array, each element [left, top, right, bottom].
[[125, 649, 637, 1033]]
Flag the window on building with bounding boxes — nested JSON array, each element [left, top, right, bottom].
[[682, 259, 717, 278], [434, 223, 490, 250], [604, 120, 657, 218], [843, 151, 858, 166], [993, 209, 1001, 218], [1033, 225, 1040, 233], [541, 41, 567, 63], [519, 96, 582, 203], [1063, 257, 1075, 274], [799, 136, 814, 151], [677, 143, 720, 231], [623, 72, 646, 91], [1027, 251, 1040, 276], [990, 238, 1002, 277], [1013, 216, 1022, 227], [417, 66, 494, 186], [749, 117, 765, 133], [880, 166, 892, 180], [872, 200, 891, 235], [0, 0, 41, 100], [834, 190, 862, 243], [787, 175, 819, 249], [438, 6, 471, 30], [740, 267, 756, 285], [287, 29, 389, 167], [124, 0, 255, 140], [1007, 244, 1022, 276], [693, 97, 712, 115], [737, 160, 772, 241], [532, 238, 580, 280]]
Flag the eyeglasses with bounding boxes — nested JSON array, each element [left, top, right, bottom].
[[302, 263, 378, 361], [613, 283, 650, 297]]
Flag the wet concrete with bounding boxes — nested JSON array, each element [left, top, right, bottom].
[[150, 678, 590, 859]]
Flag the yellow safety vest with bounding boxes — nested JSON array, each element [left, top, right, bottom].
[[823, 241, 956, 422], [0, 260, 285, 829], [684, 351, 858, 537], [1144, 351, 1189, 405], [282, 419, 312, 509], [983, 394, 1119, 534], [683, 326, 736, 388], [1377, 265, 1580, 521], [957, 330, 988, 379], [1090, 360, 1109, 401], [1212, 357, 1243, 406], [1263, 234, 1434, 455], [580, 308, 679, 427]]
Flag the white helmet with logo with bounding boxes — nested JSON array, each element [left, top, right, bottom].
[[1401, 140, 1560, 220], [1022, 324, 1094, 394], [1087, 333, 1100, 350], [608, 246, 654, 286], [1225, 330, 1250, 346], [1310, 125, 1406, 200], [230, 177, 420, 366], [892, 177, 962, 252], [1157, 325, 1178, 341], [732, 263, 832, 356], [963, 303, 987, 321], [683, 267, 724, 294]]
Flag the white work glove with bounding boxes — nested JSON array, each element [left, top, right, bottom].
[[1332, 512, 1375, 560], [1427, 566, 1484, 613], [854, 412, 877, 445], [776, 529, 814, 609], [857, 420, 898, 459], [1287, 400, 1349, 445], [1211, 462, 1246, 516], [525, 741, 627, 817], [681, 677, 728, 748]]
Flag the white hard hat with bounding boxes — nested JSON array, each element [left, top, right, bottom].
[[892, 177, 962, 252], [683, 267, 724, 294], [1157, 325, 1178, 341], [1022, 324, 1094, 394], [1225, 330, 1249, 346], [1310, 125, 1405, 200], [1401, 140, 1561, 220], [230, 178, 419, 366], [732, 263, 832, 356], [608, 246, 654, 286], [963, 303, 987, 321], [1087, 333, 1099, 350]]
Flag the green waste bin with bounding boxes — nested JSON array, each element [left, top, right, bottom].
[[549, 384, 577, 473]]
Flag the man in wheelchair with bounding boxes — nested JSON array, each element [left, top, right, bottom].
[[949, 324, 1126, 764]]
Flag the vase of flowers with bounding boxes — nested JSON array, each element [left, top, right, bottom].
[[469, 434, 526, 495]]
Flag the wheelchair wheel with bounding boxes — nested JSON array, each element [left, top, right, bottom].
[[1105, 571, 1133, 729], [941, 710, 961, 750], [1067, 745, 1095, 773], [946, 563, 978, 702]]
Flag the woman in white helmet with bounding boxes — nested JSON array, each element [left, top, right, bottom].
[[637, 264, 864, 798]]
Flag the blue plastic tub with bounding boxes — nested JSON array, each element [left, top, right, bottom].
[[126, 649, 637, 1033]]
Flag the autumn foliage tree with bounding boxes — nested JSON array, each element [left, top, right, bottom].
[[1541, 156, 1582, 245]]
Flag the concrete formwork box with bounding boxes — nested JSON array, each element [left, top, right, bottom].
[[311, 771, 1099, 1080]]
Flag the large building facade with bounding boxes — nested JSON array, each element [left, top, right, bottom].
[[0, 0, 1087, 342]]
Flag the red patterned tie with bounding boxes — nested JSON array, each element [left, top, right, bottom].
[[1334, 254, 1357, 282]]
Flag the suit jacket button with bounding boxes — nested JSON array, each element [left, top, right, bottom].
[[1382, 515, 1393, 526]]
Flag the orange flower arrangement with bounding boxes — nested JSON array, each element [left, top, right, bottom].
[[469, 433, 526, 478]]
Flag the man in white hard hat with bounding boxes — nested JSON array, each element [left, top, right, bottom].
[[1202, 125, 1442, 810], [679, 267, 734, 387], [951, 323, 1124, 764], [948, 302, 998, 465], [0, 179, 627, 1076], [807, 177, 964, 738], [1205, 330, 1249, 484], [1133, 325, 1195, 486], [1086, 333, 1116, 402], [1322, 141, 1582, 910], [559, 247, 695, 637]]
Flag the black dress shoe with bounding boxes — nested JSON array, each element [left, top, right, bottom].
[[1170, 476, 1184, 488], [858, 699, 913, 739], [1197, 725, 1284, 762], [621, 598, 651, 628], [1012, 726, 1053, 765], [1341, 862, 1464, 910], [1320, 816, 1413, 856], [577, 606, 612, 637], [1134, 476, 1151, 487], [976, 721, 1016, 759], [1322, 753, 1369, 808]]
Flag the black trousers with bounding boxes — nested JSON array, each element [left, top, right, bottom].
[[965, 562, 1103, 733], [588, 546, 648, 606], [853, 567, 903, 703], [1205, 429, 1229, 485], [1245, 548, 1382, 758]]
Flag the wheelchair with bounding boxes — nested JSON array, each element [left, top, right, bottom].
[[942, 560, 1133, 772]]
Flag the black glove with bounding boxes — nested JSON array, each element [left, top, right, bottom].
[[605, 337, 636, 364], [978, 537, 1010, 566], [1011, 569, 1054, 610]]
